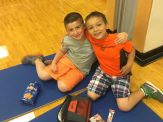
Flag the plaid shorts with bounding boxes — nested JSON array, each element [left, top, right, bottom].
[[87, 67, 130, 98]]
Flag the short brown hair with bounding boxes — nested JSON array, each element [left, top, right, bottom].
[[85, 11, 107, 24], [64, 12, 84, 26]]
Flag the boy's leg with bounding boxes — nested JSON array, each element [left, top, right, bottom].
[[116, 81, 163, 111], [35, 59, 52, 81], [87, 91, 101, 101], [87, 67, 111, 100], [116, 89, 144, 111], [57, 68, 84, 92], [21, 55, 52, 80]]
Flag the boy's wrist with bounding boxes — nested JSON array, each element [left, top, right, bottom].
[[52, 60, 57, 65], [126, 61, 133, 67]]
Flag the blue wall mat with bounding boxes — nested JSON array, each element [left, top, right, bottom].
[[0, 55, 94, 121], [32, 91, 162, 122]]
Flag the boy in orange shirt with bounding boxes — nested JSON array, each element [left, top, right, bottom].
[[85, 11, 163, 111], [21, 12, 128, 92]]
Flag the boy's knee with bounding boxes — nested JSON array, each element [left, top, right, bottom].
[[37, 70, 51, 81], [57, 81, 72, 92], [38, 74, 50, 81], [87, 91, 100, 101], [117, 102, 132, 112]]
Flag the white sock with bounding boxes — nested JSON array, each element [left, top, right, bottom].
[[140, 88, 146, 96]]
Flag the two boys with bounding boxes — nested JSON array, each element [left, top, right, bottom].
[[22, 11, 163, 112], [22, 12, 126, 92]]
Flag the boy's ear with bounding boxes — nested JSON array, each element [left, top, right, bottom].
[[106, 23, 109, 27]]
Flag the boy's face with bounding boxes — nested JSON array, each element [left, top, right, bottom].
[[86, 16, 107, 40], [65, 19, 85, 41]]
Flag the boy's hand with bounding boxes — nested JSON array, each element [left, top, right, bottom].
[[120, 64, 131, 76], [51, 63, 57, 73], [115, 32, 128, 44]]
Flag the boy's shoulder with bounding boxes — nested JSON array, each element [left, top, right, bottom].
[[63, 35, 71, 40], [63, 35, 73, 43]]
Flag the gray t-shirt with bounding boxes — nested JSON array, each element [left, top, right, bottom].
[[61, 36, 96, 75]]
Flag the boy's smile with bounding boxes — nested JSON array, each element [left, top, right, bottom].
[[86, 17, 108, 40], [66, 19, 85, 41]]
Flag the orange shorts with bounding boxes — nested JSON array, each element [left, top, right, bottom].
[[46, 56, 84, 90]]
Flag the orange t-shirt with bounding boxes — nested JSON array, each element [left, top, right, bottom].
[[86, 31, 133, 76]]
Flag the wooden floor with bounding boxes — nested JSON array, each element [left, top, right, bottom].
[[0, 0, 163, 120]]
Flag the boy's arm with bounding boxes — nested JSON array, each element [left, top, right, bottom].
[[120, 47, 135, 76], [51, 49, 67, 72], [52, 49, 66, 64], [52, 37, 68, 65], [116, 32, 128, 44], [51, 37, 68, 72]]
